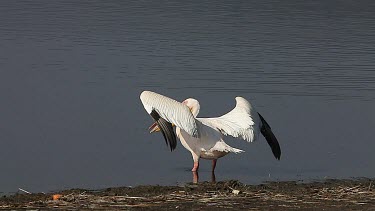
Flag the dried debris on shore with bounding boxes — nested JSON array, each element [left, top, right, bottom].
[[1, 179, 374, 210]]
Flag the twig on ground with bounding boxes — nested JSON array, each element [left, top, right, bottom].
[[18, 188, 31, 194]]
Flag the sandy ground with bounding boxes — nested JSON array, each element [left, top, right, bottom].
[[1, 178, 374, 210]]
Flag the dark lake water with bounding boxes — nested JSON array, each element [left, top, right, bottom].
[[1, 1, 375, 194]]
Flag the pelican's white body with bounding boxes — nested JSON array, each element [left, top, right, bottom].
[[177, 122, 243, 162]]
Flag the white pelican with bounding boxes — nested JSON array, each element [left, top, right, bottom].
[[140, 91, 281, 172]]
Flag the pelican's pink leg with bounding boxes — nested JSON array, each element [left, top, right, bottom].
[[192, 171, 199, 183], [211, 171, 216, 183], [212, 159, 217, 172], [192, 154, 200, 172], [192, 162, 199, 172]]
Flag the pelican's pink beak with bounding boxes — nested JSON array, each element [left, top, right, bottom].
[[149, 122, 160, 133]]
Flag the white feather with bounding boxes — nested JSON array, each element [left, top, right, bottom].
[[197, 97, 261, 142], [140, 91, 199, 138]]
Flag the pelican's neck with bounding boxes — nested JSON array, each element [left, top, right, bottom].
[[190, 103, 200, 117]]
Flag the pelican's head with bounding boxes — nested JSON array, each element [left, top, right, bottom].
[[149, 98, 200, 133], [182, 98, 200, 117]]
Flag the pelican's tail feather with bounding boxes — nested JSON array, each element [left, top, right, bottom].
[[213, 141, 244, 153], [230, 147, 245, 154]]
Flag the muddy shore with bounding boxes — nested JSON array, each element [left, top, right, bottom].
[[1, 178, 374, 210]]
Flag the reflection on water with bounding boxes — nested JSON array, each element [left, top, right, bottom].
[[192, 171, 216, 184], [0, 1, 375, 194]]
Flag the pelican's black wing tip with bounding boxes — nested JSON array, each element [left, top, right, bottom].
[[150, 109, 177, 151], [258, 112, 281, 160], [275, 149, 281, 160], [270, 138, 281, 160]]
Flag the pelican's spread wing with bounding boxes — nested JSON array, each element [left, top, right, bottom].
[[198, 97, 281, 160], [140, 91, 199, 150], [198, 97, 260, 142]]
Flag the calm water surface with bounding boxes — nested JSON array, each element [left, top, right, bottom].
[[1, 1, 375, 194]]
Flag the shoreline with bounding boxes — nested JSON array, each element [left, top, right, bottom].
[[1, 178, 374, 210]]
